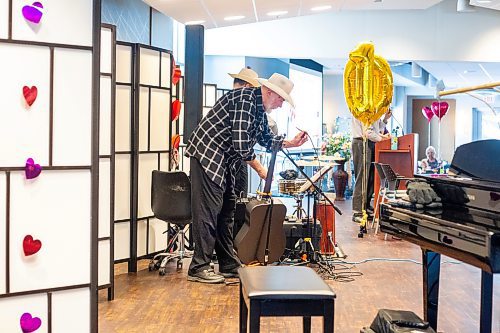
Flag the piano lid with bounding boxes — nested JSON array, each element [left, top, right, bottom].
[[449, 139, 500, 183]]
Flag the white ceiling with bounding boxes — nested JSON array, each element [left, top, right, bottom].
[[417, 61, 500, 88], [144, 0, 500, 89], [144, 0, 447, 29]]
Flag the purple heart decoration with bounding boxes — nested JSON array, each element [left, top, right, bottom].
[[25, 158, 42, 179], [22, 2, 44, 24], [421, 106, 434, 122], [20, 312, 42, 333]]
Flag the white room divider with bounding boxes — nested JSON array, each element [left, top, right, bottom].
[[114, 43, 174, 271], [98, 24, 116, 301], [0, 0, 100, 332]]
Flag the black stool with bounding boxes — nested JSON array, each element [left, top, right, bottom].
[[238, 266, 336, 332]]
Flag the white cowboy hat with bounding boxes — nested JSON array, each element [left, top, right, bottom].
[[228, 68, 260, 87], [258, 73, 295, 108]]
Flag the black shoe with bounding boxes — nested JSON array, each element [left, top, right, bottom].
[[187, 269, 224, 284], [219, 266, 240, 278]]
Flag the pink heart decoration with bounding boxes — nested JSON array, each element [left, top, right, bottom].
[[23, 86, 38, 106], [25, 158, 42, 179], [20, 312, 42, 333], [431, 101, 449, 120], [22, 2, 44, 24], [421, 106, 434, 122], [23, 235, 42, 256]]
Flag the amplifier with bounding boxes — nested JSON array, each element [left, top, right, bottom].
[[283, 218, 322, 251]]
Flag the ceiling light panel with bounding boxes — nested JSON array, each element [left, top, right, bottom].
[[144, 0, 213, 28], [255, 0, 301, 22], [204, 0, 255, 27], [301, 0, 342, 12], [311, 5, 333, 11]]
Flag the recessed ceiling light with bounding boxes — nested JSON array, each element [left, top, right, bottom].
[[463, 70, 477, 74], [476, 0, 492, 3], [224, 15, 245, 21], [185, 20, 205, 25], [311, 5, 332, 11], [267, 10, 288, 16]]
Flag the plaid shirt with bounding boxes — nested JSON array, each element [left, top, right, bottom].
[[185, 87, 279, 189]]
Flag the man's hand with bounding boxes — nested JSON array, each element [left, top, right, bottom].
[[381, 133, 391, 140], [383, 108, 393, 122], [283, 131, 308, 148]]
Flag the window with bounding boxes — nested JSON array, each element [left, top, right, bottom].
[[472, 107, 500, 141], [272, 65, 323, 151]]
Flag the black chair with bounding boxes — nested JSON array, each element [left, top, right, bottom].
[[379, 163, 413, 194], [148, 170, 192, 275]]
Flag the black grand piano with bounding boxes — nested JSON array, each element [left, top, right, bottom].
[[380, 140, 500, 333]]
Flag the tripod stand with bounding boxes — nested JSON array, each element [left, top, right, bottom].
[[280, 149, 343, 264]]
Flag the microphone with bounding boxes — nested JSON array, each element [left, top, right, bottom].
[[391, 115, 405, 136]]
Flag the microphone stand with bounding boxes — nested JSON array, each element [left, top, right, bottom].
[[280, 148, 342, 263]]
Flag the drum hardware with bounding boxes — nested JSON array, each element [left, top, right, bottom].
[[280, 148, 342, 264], [296, 159, 337, 167]]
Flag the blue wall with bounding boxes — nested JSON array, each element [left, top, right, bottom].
[[102, 0, 174, 49], [204, 55, 245, 89], [245, 57, 289, 80]]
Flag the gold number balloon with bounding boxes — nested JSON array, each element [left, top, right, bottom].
[[344, 42, 393, 127]]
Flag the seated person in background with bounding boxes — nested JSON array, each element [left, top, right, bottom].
[[420, 146, 442, 172]]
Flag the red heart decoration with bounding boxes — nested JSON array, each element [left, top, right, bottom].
[[171, 99, 181, 121], [421, 106, 434, 122], [23, 86, 38, 107], [172, 68, 181, 86], [23, 235, 42, 256], [171, 134, 180, 150], [431, 101, 449, 120]]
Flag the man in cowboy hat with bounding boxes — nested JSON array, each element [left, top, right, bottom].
[[229, 67, 279, 200], [185, 73, 307, 283]]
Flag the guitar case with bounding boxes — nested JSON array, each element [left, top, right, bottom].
[[234, 197, 286, 264]]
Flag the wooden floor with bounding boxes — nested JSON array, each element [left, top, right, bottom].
[[99, 200, 500, 333]]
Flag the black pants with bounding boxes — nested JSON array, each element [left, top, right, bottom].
[[188, 157, 240, 274], [234, 160, 248, 199], [352, 138, 375, 214]]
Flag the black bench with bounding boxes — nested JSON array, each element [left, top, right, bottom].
[[238, 266, 336, 332]]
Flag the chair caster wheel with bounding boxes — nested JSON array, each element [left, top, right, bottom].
[[358, 232, 364, 238], [159, 268, 166, 276], [148, 262, 156, 271], [176, 260, 183, 270]]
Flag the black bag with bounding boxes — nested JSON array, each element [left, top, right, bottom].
[[369, 309, 436, 333]]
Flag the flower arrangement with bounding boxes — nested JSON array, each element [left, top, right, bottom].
[[322, 132, 352, 160]]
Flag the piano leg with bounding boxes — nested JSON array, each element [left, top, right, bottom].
[[480, 271, 493, 333], [422, 249, 440, 331]]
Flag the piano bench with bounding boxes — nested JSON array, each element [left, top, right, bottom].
[[238, 266, 336, 333]]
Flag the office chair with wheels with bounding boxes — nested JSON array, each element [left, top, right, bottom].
[[148, 170, 193, 276]]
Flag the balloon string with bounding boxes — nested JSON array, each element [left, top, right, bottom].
[[428, 122, 431, 148], [437, 99, 441, 160], [360, 126, 368, 232]]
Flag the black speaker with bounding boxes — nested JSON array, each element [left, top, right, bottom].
[[283, 219, 322, 250], [183, 25, 204, 144]]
